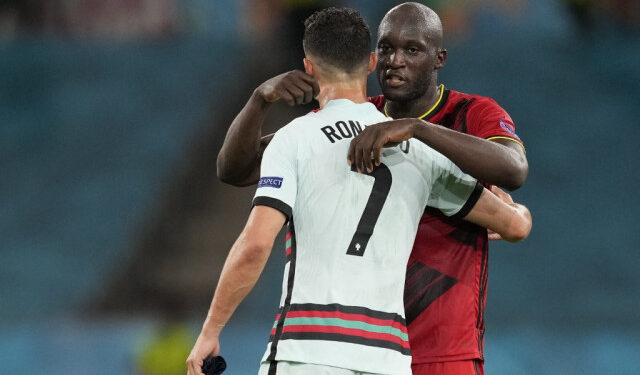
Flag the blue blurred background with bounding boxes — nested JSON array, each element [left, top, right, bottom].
[[1, 0, 639, 374]]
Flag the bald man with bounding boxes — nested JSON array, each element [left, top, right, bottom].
[[216, 3, 528, 375]]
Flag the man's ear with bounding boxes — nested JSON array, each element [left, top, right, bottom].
[[366, 52, 378, 74], [435, 48, 447, 70], [303, 57, 314, 76]]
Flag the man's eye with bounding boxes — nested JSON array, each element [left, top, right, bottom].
[[407, 47, 418, 54], [378, 45, 390, 52]]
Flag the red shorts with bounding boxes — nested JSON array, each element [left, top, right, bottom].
[[411, 360, 484, 375]]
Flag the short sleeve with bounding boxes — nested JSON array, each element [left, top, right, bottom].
[[426, 151, 483, 218], [252, 129, 297, 220], [466, 97, 525, 151]]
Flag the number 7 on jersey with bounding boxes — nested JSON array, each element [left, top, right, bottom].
[[346, 163, 392, 256]]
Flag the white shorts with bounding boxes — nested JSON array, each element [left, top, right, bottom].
[[258, 361, 382, 375]]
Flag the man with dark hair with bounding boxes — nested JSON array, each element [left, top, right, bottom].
[[302, 7, 371, 73], [215, 3, 528, 375], [187, 6, 531, 375]]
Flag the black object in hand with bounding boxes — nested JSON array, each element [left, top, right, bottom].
[[202, 355, 227, 375]]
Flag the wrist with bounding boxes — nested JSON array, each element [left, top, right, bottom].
[[251, 88, 270, 109], [409, 119, 427, 139], [202, 316, 226, 337]]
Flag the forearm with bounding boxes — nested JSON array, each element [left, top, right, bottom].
[[507, 203, 532, 242], [201, 233, 271, 335], [413, 121, 527, 190], [490, 202, 531, 242], [216, 90, 271, 186], [464, 189, 532, 242]]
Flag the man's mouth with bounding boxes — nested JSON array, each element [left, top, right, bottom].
[[384, 72, 406, 87]]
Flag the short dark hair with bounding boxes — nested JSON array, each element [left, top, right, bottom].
[[303, 7, 371, 73]]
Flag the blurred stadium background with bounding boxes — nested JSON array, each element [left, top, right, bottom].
[[1, 0, 639, 374]]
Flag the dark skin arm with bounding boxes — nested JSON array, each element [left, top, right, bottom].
[[347, 118, 529, 191], [216, 70, 319, 186]]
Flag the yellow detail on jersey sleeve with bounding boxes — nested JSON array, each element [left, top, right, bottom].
[[486, 136, 526, 153]]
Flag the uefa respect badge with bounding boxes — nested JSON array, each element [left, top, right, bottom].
[[258, 176, 283, 189]]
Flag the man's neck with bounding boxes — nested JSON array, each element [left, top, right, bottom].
[[316, 80, 368, 109], [385, 81, 441, 119]]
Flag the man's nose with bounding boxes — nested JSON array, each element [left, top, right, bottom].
[[388, 50, 405, 67]]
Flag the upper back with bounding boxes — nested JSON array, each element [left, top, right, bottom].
[[252, 99, 479, 374], [255, 99, 471, 309], [286, 100, 430, 271]]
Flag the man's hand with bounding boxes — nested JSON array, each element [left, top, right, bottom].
[[186, 330, 221, 375], [255, 70, 319, 106], [487, 185, 514, 241], [217, 70, 318, 185], [348, 118, 419, 172]]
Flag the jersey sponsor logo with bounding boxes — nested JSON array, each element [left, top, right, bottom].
[[499, 119, 516, 135], [258, 176, 283, 189]]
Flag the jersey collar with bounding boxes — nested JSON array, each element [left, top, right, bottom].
[[324, 98, 374, 109]]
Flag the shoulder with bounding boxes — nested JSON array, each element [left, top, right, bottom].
[[366, 102, 390, 122], [445, 88, 520, 141], [268, 116, 309, 150], [276, 111, 321, 137], [447, 89, 508, 113]]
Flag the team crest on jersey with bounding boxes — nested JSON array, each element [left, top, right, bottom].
[[258, 176, 283, 189]]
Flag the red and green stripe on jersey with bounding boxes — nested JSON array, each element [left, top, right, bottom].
[[269, 303, 411, 355], [285, 230, 292, 260]]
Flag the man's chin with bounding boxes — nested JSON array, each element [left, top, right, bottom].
[[381, 87, 411, 102]]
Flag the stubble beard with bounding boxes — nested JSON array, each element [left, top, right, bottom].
[[379, 72, 432, 104]]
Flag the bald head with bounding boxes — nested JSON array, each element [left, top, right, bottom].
[[375, 2, 447, 107], [379, 2, 443, 48]]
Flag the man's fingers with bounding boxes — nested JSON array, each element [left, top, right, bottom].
[[354, 143, 365, 173], [347, 139, 357, 165], [487, 228, 503, 241], [350, 129, 379, 173], [276, 88, 296, 106], [193, 362, 204, 375], [490, 185, 514, 203], [186, 358, 202, 375], [282, 81, 305, 105], [262, 70, 318, 104], [290, 79, 314, 104], [302, 82, 313, 103], [364, 130, 383, 172], [299, 72, 320, 97], [191, 356, 203, 374], [373, 139, 385, 166], [363, 141, 374, 172], [353, 142, 362, 172]]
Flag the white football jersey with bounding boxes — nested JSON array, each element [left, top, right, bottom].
[[253, 99, 481, 375]]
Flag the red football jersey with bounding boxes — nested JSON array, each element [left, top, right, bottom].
[[368, 85, 523, 363]]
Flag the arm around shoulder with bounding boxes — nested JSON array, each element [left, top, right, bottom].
[[413, 121, 528, 191], [216, 70, 318, 186], [216, 90, 272, 186]]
